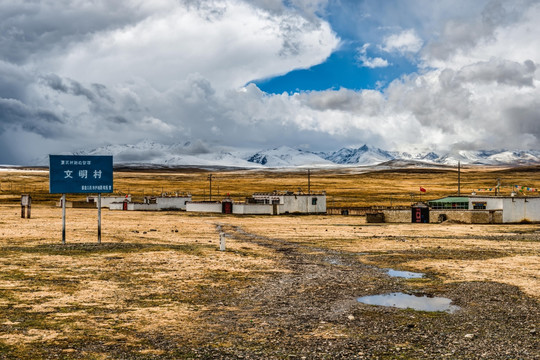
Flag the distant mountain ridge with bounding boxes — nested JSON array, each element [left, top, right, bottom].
[[34, 141, 540, 168]]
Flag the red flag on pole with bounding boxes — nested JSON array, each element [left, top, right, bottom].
[[420, 187, 427, 193]]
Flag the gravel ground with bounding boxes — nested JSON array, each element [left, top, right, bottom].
[[185, 224, 540, 359]]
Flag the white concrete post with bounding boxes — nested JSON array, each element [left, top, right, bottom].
[[220, 232, 226, 251]]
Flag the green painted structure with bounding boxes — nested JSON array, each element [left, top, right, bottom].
[[427, 197, 469, 210]]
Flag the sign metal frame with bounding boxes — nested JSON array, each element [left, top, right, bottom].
[[49, 155, 113, 244]]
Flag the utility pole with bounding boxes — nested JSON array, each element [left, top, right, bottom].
[[208, 174, 213, 201], [307, 169, 311, 194], [458, 161, 461, 196]]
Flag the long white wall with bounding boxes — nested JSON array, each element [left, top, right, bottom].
[[155, 196, 191, 210], [185, 202, 223, 213], [89, 196, 130, 208], [233, 204, 274, 215]]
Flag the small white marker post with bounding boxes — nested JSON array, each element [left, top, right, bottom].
[[220, 232, 226, 251]]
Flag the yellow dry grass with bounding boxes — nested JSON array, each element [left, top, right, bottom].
[[0, 203, 279, 356], [0, 166, 539, 356]]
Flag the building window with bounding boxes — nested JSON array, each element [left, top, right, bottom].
[[473, 202, 487, 210], [429, 202, 469, 210], [312, 197, 317, 205]]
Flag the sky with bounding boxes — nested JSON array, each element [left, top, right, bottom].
[[1, 0, 539, 164]]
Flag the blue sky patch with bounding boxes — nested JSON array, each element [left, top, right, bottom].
[[251, 47, 419, 94]]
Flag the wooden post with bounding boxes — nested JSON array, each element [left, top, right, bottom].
[[458, 161, 461, 196], [21, 195, 31, 219], [309, 169, 312, 194], [208, 174, 213, 201], [62, 194, 66, 245], [98, 193, 101, 244], [27, 196, 31, 219]]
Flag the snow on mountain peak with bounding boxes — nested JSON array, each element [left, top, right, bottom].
[[247, 146, 333, 167], [32, 141, 540, 167]]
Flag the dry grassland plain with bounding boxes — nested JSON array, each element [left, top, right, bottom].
[[0, 166, 539, 358]]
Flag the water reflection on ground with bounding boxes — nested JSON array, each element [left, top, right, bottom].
[[357, 292, 460, 313], [386, 269, 424, 279]]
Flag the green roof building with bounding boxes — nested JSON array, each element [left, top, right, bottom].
[[427, 197, 469, 210]]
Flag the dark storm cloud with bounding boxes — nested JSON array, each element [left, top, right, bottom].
[[0, 60, 31, 100], [0, 1, 149, 64], [108, 116, 130, 125], [115, 150, 165, 162], [170, 140, 212, 155], [40, 74, 116, 104], [0, 98, 64, 137]]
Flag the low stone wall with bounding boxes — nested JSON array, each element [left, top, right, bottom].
[[328, 206, 410, 216], [430, 210, 503, 224], [381, 209, 411, 223], [366, 213, 385, 223], [327, 207, 373, 216], [380, 209, 503, 224]]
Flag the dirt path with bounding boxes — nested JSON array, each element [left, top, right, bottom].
[[187, 223, 540, 359]]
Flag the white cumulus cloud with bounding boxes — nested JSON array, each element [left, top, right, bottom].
[[381, 29, 423, 54], [356, 44, 389, 68]]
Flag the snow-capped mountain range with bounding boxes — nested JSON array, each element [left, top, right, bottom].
[[35, 140, 540, 168]]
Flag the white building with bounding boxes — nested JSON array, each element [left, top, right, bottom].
[[251, 191, 326, 214], [425, 195, 540, 223], [186, 191, 327, 215], [467, 195, 540, 223]]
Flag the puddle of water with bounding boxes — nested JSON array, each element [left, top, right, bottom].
[[357, 292, 460, 313], [325, 258, 342, 265], [386, 269, 424, 279]]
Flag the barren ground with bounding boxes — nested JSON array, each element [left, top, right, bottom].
[[0, 205, 538, 359], [0, 167, 539, 359]]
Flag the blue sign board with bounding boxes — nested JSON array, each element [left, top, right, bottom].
[[49, 155, 113, 194]]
